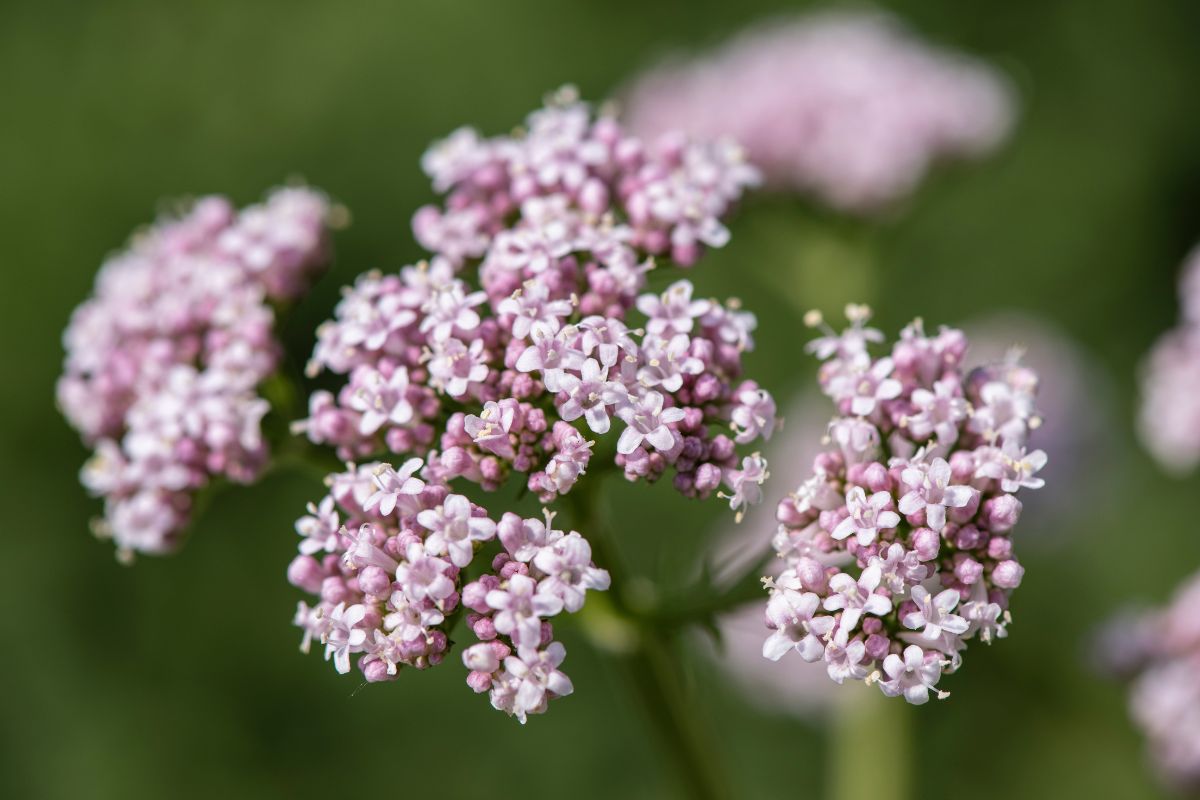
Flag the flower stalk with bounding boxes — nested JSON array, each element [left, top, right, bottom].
[[569, 482, 732, 800], [830, 687, 911, 800]]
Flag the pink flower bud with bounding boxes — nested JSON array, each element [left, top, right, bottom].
[[865, 634, 891, 661], [863, 461, 891, 493], [954, 555, 983, 585], [912, 527, 940, 561], [797, 557, 829, 593], [987, 536, 1013, 560], [982, 494, 1022, 532], [954, 525, 983, 550], [694, 462, 723, 493], [362, 659, 394, 683], [358, 565, 392, 596], [992, 560, 1025, 589], [465, 670, 493, 693], [320, 576, 351, 605], [287, 555, 325, 593]]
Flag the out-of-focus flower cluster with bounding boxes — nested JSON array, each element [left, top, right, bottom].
[[1099, 574, 1200, 789], [964, 313, 1111, 530], [1140, 245, 1200, 473], [622, 11, 1013, 213], [762, 306, 1046, 704], [290, 89, 774, 721], [58, 187, 335, 557]]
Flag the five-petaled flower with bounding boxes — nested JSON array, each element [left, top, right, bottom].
[[832, 486, 901, 546]]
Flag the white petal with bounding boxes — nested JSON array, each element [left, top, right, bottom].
[[762, 632, 794, 662], [616, 427, 642, 455]]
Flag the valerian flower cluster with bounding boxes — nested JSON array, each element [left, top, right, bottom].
[[290, 460, 610, 723], [762, 306, 1046, 703], [1139, 244, 1200, 473], [621, 10, 1013, 213], [57, 187, 335, 558], [1099, 573, 1200, 789], [289, 89, 775, 722]]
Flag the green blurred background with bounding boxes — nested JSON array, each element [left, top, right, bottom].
[[3, 0, 1200, 797]]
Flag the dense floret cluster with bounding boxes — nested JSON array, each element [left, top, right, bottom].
[[1100, 573, 1200, 789], [58, 187, 334, 557], [289, 89, 774, 721], [622, 11, 1013, 212], [1140, 245, 1200, 473], [290, 460, 610, 723], [762, 306, 1045, 703]]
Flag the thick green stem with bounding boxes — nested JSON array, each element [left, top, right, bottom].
[[569, 486, 731, 800], [622, 629, 730, 800], [830, 687, 911, 800]]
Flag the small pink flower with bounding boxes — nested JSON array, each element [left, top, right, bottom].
[[348, 366, 414, 435], [831, 486, 899, 546], [823, 566, 893, 636], [616, 391, 685, 454], [497, 641, 574, 724], [880, 645, 947, 704], [486, 574, 564, 659], [532, 532, 611, 612], [902, 585, 969, 641], [557, 358, 622, 434], [364, 459, 425, 516], [636, 279, 711, 335], [323, 602, 367, 674], [898, 456, 976, 532], [417, 494, 497, 567], [427, 337, 489, 398]]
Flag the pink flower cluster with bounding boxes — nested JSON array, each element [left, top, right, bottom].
[[58, 187, 335, 557], [621, 11, 1013, 213], [1100, 574, 1200, 789], [762, 306, 1046, 704], [289, 460, 610, 723], [1139, 245, 1200, 473], [290, 89, 773, 720]]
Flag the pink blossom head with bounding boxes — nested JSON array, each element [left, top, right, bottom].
[[1139, 246, 1200, 474], [1100, 573, 1200, 789], [290, 89, 775, 722], [761, 306, 1046, 705], [621, 10, 1014, 213], [59, 186, 337, 557]]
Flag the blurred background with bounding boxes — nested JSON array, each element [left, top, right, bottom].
[[4, 0, 1200, 797]]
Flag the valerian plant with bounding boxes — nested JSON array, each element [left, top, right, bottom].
[[60, 81, 1046, 800]]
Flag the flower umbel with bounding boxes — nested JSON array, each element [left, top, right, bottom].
[[1099, 573, 1200, 790], [621, 10, 1014, 213], [60, 187, 336, 557], [1139, 245, 1200, 474], [762, 306, 1046, 704], [290, 89, 775, 722]]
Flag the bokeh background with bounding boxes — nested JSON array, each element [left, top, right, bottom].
[[4, 1, 1200, 797]]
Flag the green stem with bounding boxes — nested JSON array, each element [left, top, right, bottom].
[[624, 629, 730, 800], [649, 548, 775, 628], [830, 687, 911, 800], [569, 486, 732, 800]]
